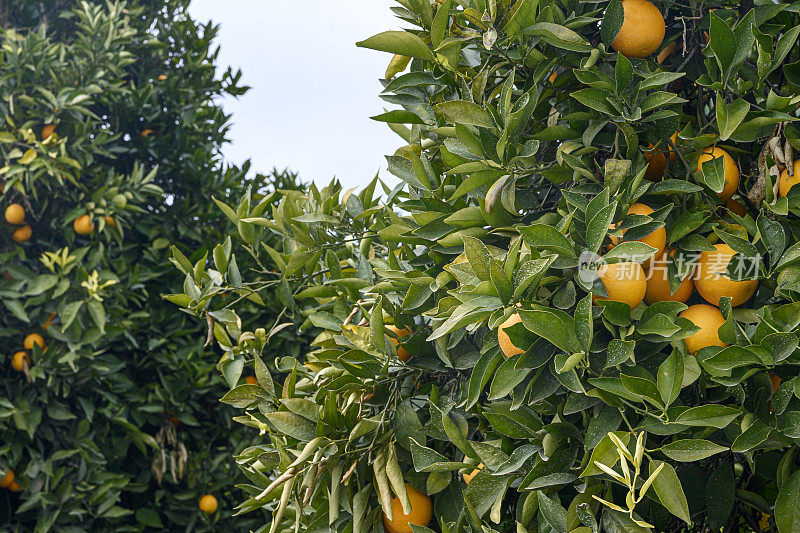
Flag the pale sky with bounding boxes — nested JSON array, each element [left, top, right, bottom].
[[187, 0, 403, 190]]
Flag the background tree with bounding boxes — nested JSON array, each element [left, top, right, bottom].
[[174, 0, 800, 532], [0, 0, 305, 530]]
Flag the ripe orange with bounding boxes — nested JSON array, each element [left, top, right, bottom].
[[679, 304, 727, 353], [8, 481, 20, 492], [725, 198, 748, 217], [198, 494, 218, 514], [11, 225, 32, 243], [594, 262, 647, 310], [4, 203, 24, 225], [695, 243, 757, 307], [770, 373, 781, 394], [11, 351, 30, 372], [0, 468, 13, 488], [244, 375, 258, 385], [778, 160, 800, 197], [141, 128, 154, 137], [644, 250, 695, 304], [462, 463, 484, 484], [498, 313, 524, 357], [73, 214, 94, 235], [158, 74, 168, 81], [611, 0, 665, 58], [383, 483, 433, 533], [609, 203, 666, 265], [24, 333, 45, 351], [103, 215, 116, 227], [696, 147, 739, 201], [41, 124, 56, 140], [386, 324, 412, 362], [643, 133, 678, 181]]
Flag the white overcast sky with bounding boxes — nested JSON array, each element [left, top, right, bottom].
[[187, 0, 403, 190]]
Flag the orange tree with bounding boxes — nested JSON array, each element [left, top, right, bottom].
[[0, 1, 304, 530], [172, 0, 800, 531]]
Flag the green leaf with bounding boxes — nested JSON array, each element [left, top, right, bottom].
[[649, 460, 690, 524], [4, 298, 29, 323], [356, 31, 434, 61], [431, 0, 452, 47], [605, 339, 635, 368], [25, 274, 59, 296], [699, 150, 727, 194], [732, 419, 772, 453], [656, 350, 683, 407], [706, 463, 735, 530], [135, 509, 163, 528], [409, 439, 464, 472], [519, 306, 580, 354], [673, 405, 741, 428], [659, 439, 728, 462], [538, 492, 568, 533], [263, 411, 316, 442], [371, 110, 425, 124], [776, 470, 800, 533], [436, 101, 495, 128], [709, 11, 736, 79], [574, 294, 593, 353], [524, 22, 592, 52], [571, 88, 617, 116], [586, 201, 617, 253], [600, 0, 624, 46], [716, 96, 750, 141], [518, 224, 576, 257], [60, 301, 84, 332]]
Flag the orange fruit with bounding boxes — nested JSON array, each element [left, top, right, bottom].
[[679, 304, 727, 353], [383, 483, 433, 533], [41, 124, 56, 140], [778, 160, 800, 197], [73, 214, 94, 235], [594, 262, 647, 310], [725, 198, 748, 217], [644, 250, 695, 304], [244, 375, 258, 385], [695, 243, 758, 307], [611, 0, 665, 58], [643, 133, 678, 181], [11, 351, 30, 372], [24, 333, 45, 351], [696, 147, 739, 201], [462, 463, 484, 484], [141, 128, 154, 137], [158, 74, 168, 81], [4, 203, 24, 225], [386, 324, 412, 362], [8, 481, 20, 492], [770, 373, 781, 394], [498, 313, 524, 357], [103, 215, 116, 227], [198, 494, 218, 514], [0, 468, 13, 488], [609, 204, 666, 265], [11, 225, 31, 243]]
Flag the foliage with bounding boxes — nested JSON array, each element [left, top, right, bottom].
[[0, 1, 304, 530], [173, 0, 800, 532]]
